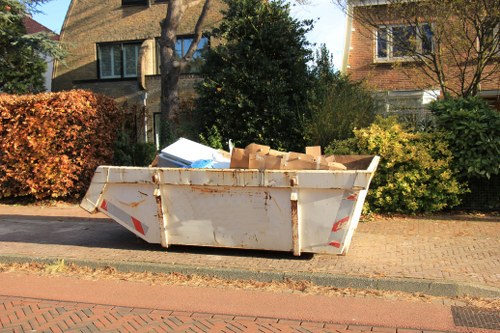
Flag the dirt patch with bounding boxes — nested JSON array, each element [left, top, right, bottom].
[[0, 261, 498, 311]]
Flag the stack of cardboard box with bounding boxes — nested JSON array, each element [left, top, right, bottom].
[[230, 143, 346, 171]]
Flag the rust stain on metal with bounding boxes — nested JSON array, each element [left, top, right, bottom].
[[191, 186, 231, 194], [118, 199, 146, 208], [291, 199, 300, 256]]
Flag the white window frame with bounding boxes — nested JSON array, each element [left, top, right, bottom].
[[98, 44, 121, 79], [98, 42, 142, 79], [375, 23, 433, 63]]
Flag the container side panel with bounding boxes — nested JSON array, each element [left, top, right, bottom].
[[80, 167, 108, 213], [161, 168, 295, 188], [163, 185, 293, 251], [297, 189, 347, 254], [97, 184, 162, 244], [296, 173, 359, 189], [106, 167, 156, 183]]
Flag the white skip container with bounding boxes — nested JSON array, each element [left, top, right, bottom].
[[80, 155, 379, 256]]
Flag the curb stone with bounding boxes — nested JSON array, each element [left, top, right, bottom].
[[0, 254, 498, 299]]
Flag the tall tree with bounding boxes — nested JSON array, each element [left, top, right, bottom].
[[195, 0, 313, 151], [306, 45, 376, 147], [158, 0, 212, 146], [337, 0, 500, 97], [0, 0, 65, 93]]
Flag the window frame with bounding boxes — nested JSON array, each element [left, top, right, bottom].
[[97, 41, 142, 80], [155, 35, 210, 74], [122, 0, 148, 6], [375, 23, 433, 63]]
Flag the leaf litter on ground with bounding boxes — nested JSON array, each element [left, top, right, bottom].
[[0, 261, 498, 311]]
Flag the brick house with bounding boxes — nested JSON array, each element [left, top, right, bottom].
[[23, 16, 60, 92], [52, 0, 224, 146], [342, 0, 500, 115]]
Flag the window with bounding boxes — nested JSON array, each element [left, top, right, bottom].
[[98, 42, 141, 79], [486, 24, 500, 55], [175, 36, 209, 59], [376, 24, 433, 61], [122, 0, 148, 6], [156, 35, 209, 74]]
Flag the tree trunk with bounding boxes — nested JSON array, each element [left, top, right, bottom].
[[158, 0, 211, 147]]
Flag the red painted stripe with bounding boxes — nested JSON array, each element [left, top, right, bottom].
[[100, 200, 108, 211], [131, 217, 145, 235], [328, 241, 341, 248], [332, 216, 349, 232], [347, 193, 358, 201]]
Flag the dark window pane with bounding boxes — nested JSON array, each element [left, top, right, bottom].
[[113, 46, 122, 76], [421, 24, 433, 54], [99, 45, 112, 78], [122, 0, 147, 6], [123, 44, 139, 77], [175, 39, 183, 57], [377, 28, 388, 58], [392, 26, 415, 57]]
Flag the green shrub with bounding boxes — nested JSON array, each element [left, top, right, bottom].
[[429, 97, 500, 179], [328, 117, 465, 214], [113, 129, 157, 167], [306, 45, 376, 147], [0, 90, 123, 199]]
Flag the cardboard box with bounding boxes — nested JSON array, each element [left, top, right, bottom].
[[230, 143, 346, 171]]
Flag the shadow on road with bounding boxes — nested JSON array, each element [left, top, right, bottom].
[[0, 214, 313, 261]]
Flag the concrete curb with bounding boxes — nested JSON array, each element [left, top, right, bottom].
[[1, 254, 499, 299]]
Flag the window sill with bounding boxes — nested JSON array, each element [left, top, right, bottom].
[[374, 57, 417, 64], [73, 78, 138, 84]]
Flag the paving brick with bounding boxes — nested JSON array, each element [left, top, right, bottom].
[[1, 209, 498, 295], [324, 323, 349, 330], [212, 314, 236, 321], [372, 327, 397, 333], [347, 324, 372, 332], [300, 321, 325, 328]]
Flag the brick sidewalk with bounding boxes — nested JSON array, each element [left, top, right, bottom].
[[0, 295, 449, 333], [0, 205, 499, 293]]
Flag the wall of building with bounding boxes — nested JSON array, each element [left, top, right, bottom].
[[53, 0, 222, 91], [346, 5, 500, 96], [52, 0, 224, 143]]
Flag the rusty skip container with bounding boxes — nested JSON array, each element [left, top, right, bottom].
[[80, 155, 379, 256]]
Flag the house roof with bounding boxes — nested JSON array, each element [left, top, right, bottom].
[[23, 16, 60, 41]]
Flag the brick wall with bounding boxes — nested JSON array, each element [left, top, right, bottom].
[[346, 5, 500, 95]]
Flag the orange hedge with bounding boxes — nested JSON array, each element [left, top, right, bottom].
[[0, 90, 124, 199]]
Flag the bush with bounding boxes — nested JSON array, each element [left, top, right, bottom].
[[0, 90, 123, 199], [429, 97, 500, 179], [195, 0, 313, 151], [429, 97, 500, 210], [327, 117, 465, 214], [113, 129, 157, 167], [306, 45, 376, 147]]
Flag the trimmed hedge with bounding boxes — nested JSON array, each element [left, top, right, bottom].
[[0, 90, 123, 199]]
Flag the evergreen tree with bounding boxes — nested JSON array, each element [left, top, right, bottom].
[[306, 45, 376, 147], [0, 0, 64, 94], [196, 0, 313, 151]]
